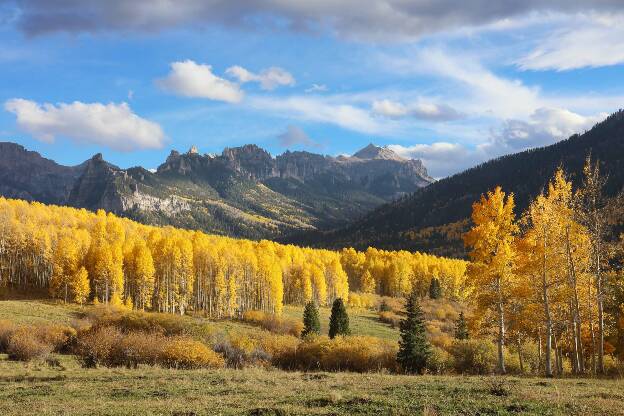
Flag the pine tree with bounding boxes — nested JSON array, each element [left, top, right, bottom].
[[429, 277, 442, 299], [328, 298, 350, 338], [397, 289, 431, 374], [301, 301, 321, 338], [455, 311, 469, 340]]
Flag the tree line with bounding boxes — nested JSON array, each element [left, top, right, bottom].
[[0, 197, 467, 317]]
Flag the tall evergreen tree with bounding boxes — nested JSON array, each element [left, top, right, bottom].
[[397, 289, 431, 374], [455, 311, 469, 340], [301, 301, 321, 338], [328, 298, 350, 338], [429, 277, 442, 299]]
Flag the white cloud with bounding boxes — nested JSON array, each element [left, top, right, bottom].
[[389, 142, 478, 178], [157, 60, 243, 103], [226, 65, 294, 90], [517, 14, 624, 71], [4, 98, 165, 151], [276, 125, 319, 148], [487, 107, 607, 151], [305, 84, 328, 93], [372, 99, 463, 121]]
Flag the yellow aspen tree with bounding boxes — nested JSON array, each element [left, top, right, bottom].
[[464, 186, 518, 374]]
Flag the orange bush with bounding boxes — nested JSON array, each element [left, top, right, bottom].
[[0, 319, 16, 352], [7, 327, 53, 361], [274, 335, 398, 373], [161, 338, 224, 369]]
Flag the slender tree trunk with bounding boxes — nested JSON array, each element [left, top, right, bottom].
[[596, 249, 605, 375], [517, 334, 524, 373], [496, 276, 506, 374], [542, 230, 553, 377], [565, 227, 584, 373], [538, 329, 543, 373]]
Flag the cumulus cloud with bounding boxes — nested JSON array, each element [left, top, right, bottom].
[[389, 142, 478, 178], [488, 107, 607, 152], [276, 125, 319, 148], [4, 98, 165, 151], [9, 1, 624, 41], [157, 60, 243, 103], [517, 15, 624, 71], [372, 99, 463, 121], [226, 65, 294, 90]]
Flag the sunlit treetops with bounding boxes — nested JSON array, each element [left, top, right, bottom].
[[0, 198, 468, 317]]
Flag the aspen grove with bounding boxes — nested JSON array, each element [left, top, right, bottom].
[[0, 197, 468, 316]]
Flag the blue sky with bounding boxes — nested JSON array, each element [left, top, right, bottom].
[[1, 1, 623, 177]]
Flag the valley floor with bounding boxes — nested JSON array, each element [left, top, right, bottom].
[[1, 354, 623, 416]]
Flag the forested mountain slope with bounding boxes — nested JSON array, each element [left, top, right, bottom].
[[289, 110, 624, 257]]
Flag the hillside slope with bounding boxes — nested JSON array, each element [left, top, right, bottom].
[[289, 110, 624, 256]]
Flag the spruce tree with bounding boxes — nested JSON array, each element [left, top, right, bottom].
[[455, 311, 469, 340], [301, 301, 321, 338], [428, 277, 442, 299], [328, 298, 350, 338], [397, 289, 431, 374]]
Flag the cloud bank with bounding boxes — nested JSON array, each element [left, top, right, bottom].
[[4, 99, 165, 151]]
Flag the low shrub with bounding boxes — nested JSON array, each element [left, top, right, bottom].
[[161, 338, 224, 369], [35, 324, 76, 353], [242, 310, 303, 337], [274, 335, 398, 373], [448, 339, 497, 375], [75, 325, 223, 369], [426, 346, 451, 374], [7, 327, 53, 361], [0, 319, 16, 352], [214, 331, 298, 369]]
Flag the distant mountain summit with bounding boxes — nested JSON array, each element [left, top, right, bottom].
[[0, 141, 433, 239], [352, 143, 405, 161]]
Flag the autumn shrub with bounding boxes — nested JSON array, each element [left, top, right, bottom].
[[604, 356, 624, 378], [76, 325, 124, 368], [35, 323, 76, 353], [426, 346, 451, 374], [6, 327, 53, 361], [214, 331, 298, 368], [242, 310, 303, 337], [378, 311, 401, 328], [161, 338, 224, 369], [448, 339, 497, 375], [0, 319, 16, 352], [274, 335, 398, 373]]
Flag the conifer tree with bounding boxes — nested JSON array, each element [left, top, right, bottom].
[[328, 298, 350, 338], [455, 311, 469, 340], [301, 301, 321, 338], [397, 289, 431, 374], [429, 277, 442, 299]]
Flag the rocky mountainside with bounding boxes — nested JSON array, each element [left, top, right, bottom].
[[0, 142, 433, 239], [289, 110, 624, 257]]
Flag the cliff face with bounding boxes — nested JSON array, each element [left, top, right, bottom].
[[0, 142, 84, 204], [1, 141, 434, 240]]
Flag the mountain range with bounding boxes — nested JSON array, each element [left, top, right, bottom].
[[0, 142, 433, 239], [289, 110, 624, 257]]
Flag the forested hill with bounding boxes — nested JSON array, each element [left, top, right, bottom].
[[288, 110, 624, 257]]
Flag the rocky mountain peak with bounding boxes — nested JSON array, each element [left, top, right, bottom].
[[352, 143, 405, 161], [188, 146, 199, 155]]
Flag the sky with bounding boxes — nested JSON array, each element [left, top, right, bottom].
[[1, 1, 623, 178]]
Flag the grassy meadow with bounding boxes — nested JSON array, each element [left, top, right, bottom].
[[0, 299, 623, 415]]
